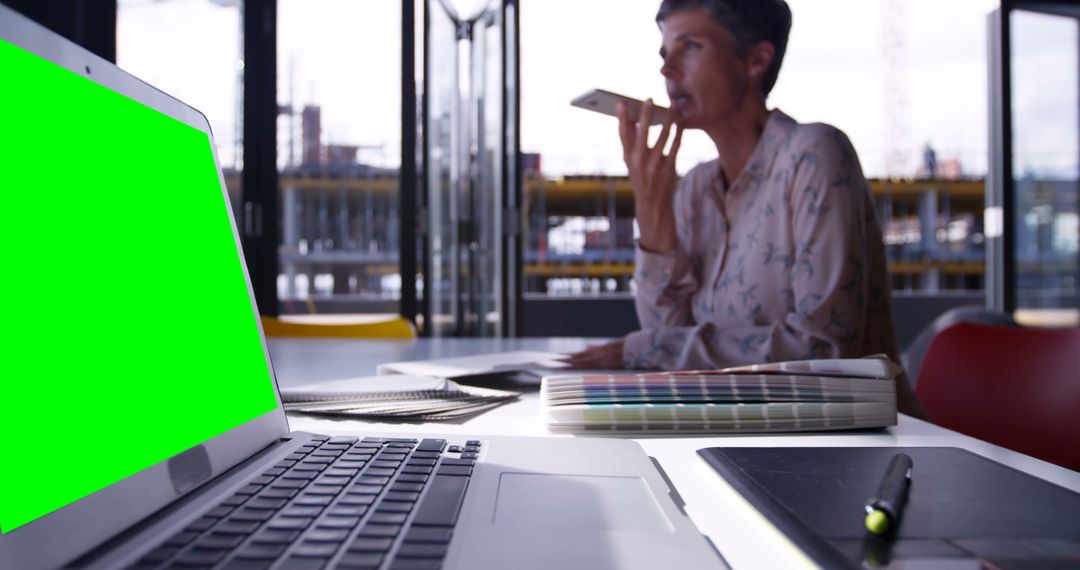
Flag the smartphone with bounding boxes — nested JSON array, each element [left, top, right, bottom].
[[570, 88, 670, 125]]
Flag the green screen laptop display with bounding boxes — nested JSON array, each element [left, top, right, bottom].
[[0, 38, 278, 534]]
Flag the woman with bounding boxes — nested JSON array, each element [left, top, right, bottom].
[[563, 0, 925, 416]]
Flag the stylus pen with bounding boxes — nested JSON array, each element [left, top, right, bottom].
[[864, 453, 913, 536]]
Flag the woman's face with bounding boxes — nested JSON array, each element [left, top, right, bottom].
[[659, 8, 756, 130]]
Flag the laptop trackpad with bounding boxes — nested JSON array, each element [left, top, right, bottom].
[[493, 473, 674, 532]]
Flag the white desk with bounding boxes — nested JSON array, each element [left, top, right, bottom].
[[268, 337, 1080, 569]]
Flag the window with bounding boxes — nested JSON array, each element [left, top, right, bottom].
[[117, 0, 243, 217], [520, 0, 996, 303], [275, 0, 402, 315]]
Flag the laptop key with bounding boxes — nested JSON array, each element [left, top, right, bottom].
[[396, 543, 448, 559], [355, 524, 401, 538], [304, 528, 351, 543], [185, 516, 218, 532], [293, 462, 327, 472], [235, 542, 289, 559], [281, 470, 319, 480], [396, 474, 429, 483], [249, 475, 275, 486], [347, 484, 383, 495], [279, 556, 330, 570], [246, 496, 289, 510], [139, 545, 180, 564], [259, 487, 299, 500], [262, 467, 286, 477], [367, 512, 407, 525], [447, 446, 463, 453], [192, 532, 245, 549], [315, 475, 352, 486], [364, 468, 397, 477], [250, 529, 302, 544], [229, 508, 273, 522], [204, 505, 235, 518], [272, 479, 308, 489], [293, 494, 334, 506], [375, 501, 413, 514], [302, 456, 335, 465], [174, 547, 228, 566], [462, 446, 480, 453], [218, 559, 272, 570], [326, 467, 360, 477], [348, 537, 394, 552], [404, 527, 453, 544], [459, 452, 478, 460], [370, 460, 401, 469], [437, 465, 472, 477], [405, 457, 437, 467], [390, 482, 425, 493], [338, 495, 376, 506], [221, 494, 249, 507], [235, 484, 263, 496], [416, 439, 446, 452], [274, 459, 297, 469], [377, 452, 408, 462], [216, 519, 262, 535], [388, 559, 442, 570], [336, 552, 385, 569], [317, 516, 360, 529], [267, 516, 313, 530], [328, 505, 368, 517], [384, 491, 420, 502], [465, 440, 481, 447], [401, 466, 432, 475], [327, 436, 359, 445], [440, 457, 475, 467], [164, 530, 200, 547], [293, 541, 341, 557], [411, 475, 469, 527], [281, 506, 323, 518], [355, 476, 390, 485], [410, 451, 440, 459]]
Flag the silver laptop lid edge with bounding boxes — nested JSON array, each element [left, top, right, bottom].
[[0, 4, 291, 568]]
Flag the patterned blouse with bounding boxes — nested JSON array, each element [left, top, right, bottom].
[[624, 109, 901, 371]]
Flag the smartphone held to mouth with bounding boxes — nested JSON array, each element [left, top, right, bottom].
[[571, 89, 671, 125]]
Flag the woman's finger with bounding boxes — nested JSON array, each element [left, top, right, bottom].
[[617, 102, 635, 158], [636, 99, 653, 151], [666, 124, 683, 160]]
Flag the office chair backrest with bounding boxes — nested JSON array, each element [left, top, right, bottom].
[[915, 322, 1080, 472]]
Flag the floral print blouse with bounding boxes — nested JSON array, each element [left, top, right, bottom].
[[624, 109, 901, 371]]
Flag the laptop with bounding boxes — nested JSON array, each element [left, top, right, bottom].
[[0, 5, 723, 569]]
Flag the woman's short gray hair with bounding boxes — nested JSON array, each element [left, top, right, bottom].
[[656, 0, 792, 98]]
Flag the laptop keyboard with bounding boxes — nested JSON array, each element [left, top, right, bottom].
[[129, 435, 481, 570]]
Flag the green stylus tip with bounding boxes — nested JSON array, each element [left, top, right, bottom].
[[865, 509, 889, 534]]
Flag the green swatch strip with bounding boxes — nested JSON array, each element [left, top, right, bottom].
[[0, 38, 277, 534]]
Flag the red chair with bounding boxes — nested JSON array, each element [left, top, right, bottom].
[[916, 322, 1080, 472]]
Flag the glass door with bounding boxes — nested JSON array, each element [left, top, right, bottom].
[[425, 0, 463, 336], [423, 0, 519, 336], [994, 2, 1080, 326]]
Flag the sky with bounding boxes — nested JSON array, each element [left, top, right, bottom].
[[114, 0, 1048, 180]]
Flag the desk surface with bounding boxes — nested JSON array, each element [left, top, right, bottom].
[[267, 337, 1080, 570]]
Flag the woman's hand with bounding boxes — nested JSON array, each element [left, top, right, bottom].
[[560, 339, 626, 370], [618, 99, 683, 253]]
